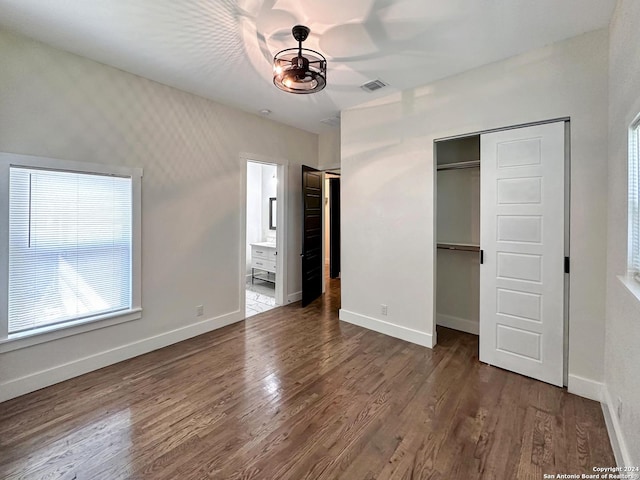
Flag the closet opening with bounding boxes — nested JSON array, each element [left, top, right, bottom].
[[434, 120, 569, 387]]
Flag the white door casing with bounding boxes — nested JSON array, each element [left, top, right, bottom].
[[479, 122, 565, 387]]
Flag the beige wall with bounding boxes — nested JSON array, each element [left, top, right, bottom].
[[0, 29, 318, 401], [318, 129, 341, 170], [340, 29, 609, 394], [605, 0, 640, 466]]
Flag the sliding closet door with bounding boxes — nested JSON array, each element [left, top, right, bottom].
[[479, 122, 565, 387]]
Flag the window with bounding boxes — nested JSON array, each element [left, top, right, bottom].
[[629, 117, 640, 283], [0, 153, 142, 348]]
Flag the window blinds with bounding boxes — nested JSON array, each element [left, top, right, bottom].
[[8, 167, 133, 334], [630, 122, 640, 282]]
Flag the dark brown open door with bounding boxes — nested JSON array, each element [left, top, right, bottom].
[[301, 165, 323, 306]]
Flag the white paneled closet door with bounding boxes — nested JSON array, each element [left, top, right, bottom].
[[479, 122, 565, 387]]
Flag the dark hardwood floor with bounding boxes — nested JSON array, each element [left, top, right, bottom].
[[0, 275, 614, 479]]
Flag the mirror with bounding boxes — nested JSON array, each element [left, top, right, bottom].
[[269, 197, 276, 230]]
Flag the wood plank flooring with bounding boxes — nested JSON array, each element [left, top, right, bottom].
[[0, 276, 615, 479]]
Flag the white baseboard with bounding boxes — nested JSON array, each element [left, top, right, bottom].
[[567, 374, 603, 402], [339, 309, 434, 348], [287, 291, 302, 303], [602, 385, 634, 470], [0, 310, 245, 403], [436, 313, 479, 335]]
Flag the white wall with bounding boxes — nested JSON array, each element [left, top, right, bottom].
[[318, 129, 341, 170], [261, 163, 277, 243], [604, 0, 640, 466], [340, 29, 609, 390], [246, 162, 262, 275], [0, 29, 318, 401]]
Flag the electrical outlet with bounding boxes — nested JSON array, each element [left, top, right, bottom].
[[196, 305, 204, 317], [616, 397, 623, 420], [381, 304, 388, 316]]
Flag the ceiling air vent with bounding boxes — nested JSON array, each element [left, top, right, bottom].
[[360, 79, 387, 92], [320, 115, 341, 127]]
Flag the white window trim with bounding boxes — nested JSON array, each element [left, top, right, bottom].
[[623, 113, 640, 304], [0, 152, 143, 353], [618, 275, 640, 305]]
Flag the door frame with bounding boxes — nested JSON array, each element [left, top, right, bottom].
[[321, 170, 341, 294], [432, 117, 571, 386], [240, 153, 289, 314], [328, 176, 341, 280]]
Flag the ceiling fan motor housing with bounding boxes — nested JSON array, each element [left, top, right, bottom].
[[273, 25, 326, 94]]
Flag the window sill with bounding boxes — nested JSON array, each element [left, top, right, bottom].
[[0, 308, 142, 353], [618, 275, 640, 306]]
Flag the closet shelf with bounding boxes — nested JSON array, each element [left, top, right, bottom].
[[437, 242, 480, 252], [436, 160, 480, 171]]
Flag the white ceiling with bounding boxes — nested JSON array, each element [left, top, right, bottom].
[[0, 0, 616, 133]]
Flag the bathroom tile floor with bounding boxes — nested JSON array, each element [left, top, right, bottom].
[[245, 278, 276, 318]]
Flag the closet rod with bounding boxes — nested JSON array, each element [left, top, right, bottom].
[[437, 242, 480, 252], [436, 160, 480, 171]]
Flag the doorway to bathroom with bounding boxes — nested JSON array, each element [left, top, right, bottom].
[[244, 160, 285, 318]]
